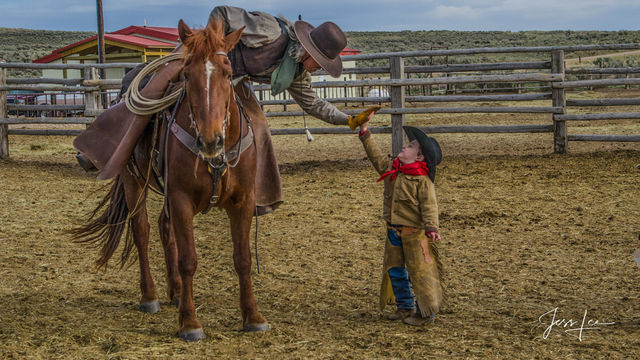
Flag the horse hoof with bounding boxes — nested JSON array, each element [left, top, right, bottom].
[[140, 300, 160, 314], [243, 322, 270, 332], [179, 328, 206, 341]]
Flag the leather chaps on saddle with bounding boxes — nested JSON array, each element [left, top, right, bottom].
[[73, 60, 283, 212]]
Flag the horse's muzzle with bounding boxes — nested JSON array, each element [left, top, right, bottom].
[[196, 133, 224, 158]]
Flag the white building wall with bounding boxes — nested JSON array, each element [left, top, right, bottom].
[[42, 59, 64, 79]]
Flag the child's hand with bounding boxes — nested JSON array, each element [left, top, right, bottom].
[[426, 231, 441, 242], [360, 120, 369, 132], [357, 110, 377, 133]]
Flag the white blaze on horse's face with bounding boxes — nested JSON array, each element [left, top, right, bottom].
[[205, 60, 215, 110]]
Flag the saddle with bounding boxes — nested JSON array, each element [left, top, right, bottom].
[[74, 57, 282, 214], [123, 77, 255, 213]]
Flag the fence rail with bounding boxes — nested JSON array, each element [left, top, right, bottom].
[[2, 42, 640, 159]]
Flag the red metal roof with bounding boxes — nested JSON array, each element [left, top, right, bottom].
[[105, 34, 176, 47], [340, 47, 361, 56], [33, 52, 64, 64], [111, 26, 179, 41]]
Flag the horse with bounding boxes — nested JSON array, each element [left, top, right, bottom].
[[71, 19, 269, 341]]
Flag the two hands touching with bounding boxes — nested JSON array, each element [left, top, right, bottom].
[[348, 105, 381, 131]]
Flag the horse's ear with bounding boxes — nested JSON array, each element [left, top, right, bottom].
[[178, 19, 192, 43], [224, 26, 244, 53]]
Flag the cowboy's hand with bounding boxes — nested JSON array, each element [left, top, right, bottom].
[[348, 105, 381, 131], [426, 230, 441, 242]]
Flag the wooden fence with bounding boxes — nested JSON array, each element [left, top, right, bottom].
[[2, 43, 640, 159]]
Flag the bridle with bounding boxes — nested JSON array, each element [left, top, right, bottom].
[[184, 51, 246, 170]]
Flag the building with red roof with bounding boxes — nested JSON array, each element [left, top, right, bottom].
[[33, 26, 179, 80]]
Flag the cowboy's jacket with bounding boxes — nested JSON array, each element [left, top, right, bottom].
[[211, 6, 349, 125], [360, 131, 439, 232]]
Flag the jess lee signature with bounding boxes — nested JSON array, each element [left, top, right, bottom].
[[539, 307, 615, 341]]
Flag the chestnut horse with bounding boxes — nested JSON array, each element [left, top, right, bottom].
[[72, 19, 269, 341]]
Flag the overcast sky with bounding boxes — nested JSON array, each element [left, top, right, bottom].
[[1, 0, 639, 32]]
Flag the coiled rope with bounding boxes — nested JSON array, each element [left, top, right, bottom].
[[123, 52, 185, 115]]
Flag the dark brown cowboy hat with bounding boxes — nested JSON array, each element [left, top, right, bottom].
[[293, 20, 347, 77], [403, 126, 442, 182]]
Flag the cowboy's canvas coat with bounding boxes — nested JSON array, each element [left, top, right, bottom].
[[211, 5, 349, 125]]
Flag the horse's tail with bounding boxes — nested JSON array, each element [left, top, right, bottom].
[[70, 175, 135, 269]]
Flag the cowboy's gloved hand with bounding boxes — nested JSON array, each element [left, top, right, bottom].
[[348, 105, 381, 131]]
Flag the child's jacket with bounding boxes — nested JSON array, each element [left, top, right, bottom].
[[360, 131, 439, 232]]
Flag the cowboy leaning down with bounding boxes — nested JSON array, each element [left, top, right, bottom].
[[211, 5, 374, 128]]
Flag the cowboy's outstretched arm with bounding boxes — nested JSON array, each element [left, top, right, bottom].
[[287, 72, 349, 125]]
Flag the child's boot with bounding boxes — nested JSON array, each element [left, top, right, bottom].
[[387, 308, 416, 321], [403, 313, 435, 326]]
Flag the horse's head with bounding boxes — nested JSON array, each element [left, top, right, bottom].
[[178, 19, 244, 158]]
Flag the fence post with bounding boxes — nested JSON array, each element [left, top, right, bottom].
[[0, 65, 8, 159], [551, 50, 567, 154], [626, 73, 630, 90], [344, 77, 348, 107], [283, 91, 287, 112], [390, 56, 405, 156], [83, 67, 101, 122]]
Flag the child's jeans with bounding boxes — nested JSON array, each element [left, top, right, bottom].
[[387, 226, 415, 310]]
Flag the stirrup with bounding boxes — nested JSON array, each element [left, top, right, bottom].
[[76, 153, 97, 172], [255, 205, 273, 216]]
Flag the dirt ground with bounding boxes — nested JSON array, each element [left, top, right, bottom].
[[1, 107, 640, 359]]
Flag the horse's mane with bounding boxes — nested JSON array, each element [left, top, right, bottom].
[[181, 19, 226, 60]]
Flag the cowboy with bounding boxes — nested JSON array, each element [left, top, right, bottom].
[[354, 115, 445, 326], [209, 5, 374, 129]]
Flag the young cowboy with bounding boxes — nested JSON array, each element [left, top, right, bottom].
[[355, 118, 445, 325]]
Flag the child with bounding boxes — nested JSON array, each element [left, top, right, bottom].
[[355, 117, 444, 326]]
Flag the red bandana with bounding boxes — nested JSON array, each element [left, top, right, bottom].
[[377, 158, 429, 182]]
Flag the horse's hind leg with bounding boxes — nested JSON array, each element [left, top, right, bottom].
[[159, 210, 181, 306], [228, 200, 269, 332], [121, 171, 159, 313]]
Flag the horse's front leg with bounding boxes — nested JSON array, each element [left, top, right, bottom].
[[169, 195, 205, 341], [227, 194, 269, 332]]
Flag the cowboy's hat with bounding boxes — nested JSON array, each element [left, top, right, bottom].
[[293, 20, 346, 77], [403, 126, 442, 182]]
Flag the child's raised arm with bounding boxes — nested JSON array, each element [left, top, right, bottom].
[[354, 109, 390, 175]]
